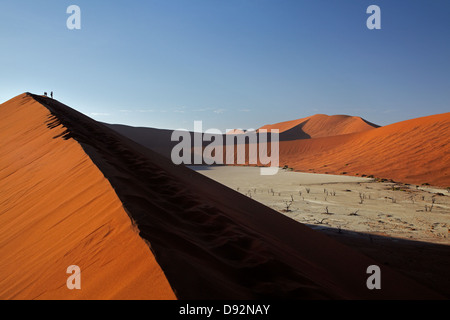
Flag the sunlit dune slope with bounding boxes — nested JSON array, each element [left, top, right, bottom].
[[278, 112, 450, 187], [0, 94, 176, 300]]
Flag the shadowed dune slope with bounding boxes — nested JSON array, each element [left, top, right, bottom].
[[278, 112, 450, 187], [104, 123, 177, 159], [259, 114, 379, 141], [0, 94, 176, 300], [105, 123, 216, 161], [17, 93, 444, 299]]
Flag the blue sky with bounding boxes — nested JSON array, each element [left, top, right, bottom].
[[0, 0, 449, 131]]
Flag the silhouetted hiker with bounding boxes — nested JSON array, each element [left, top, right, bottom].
[[44, 92, 47, 97], [51, 91, 53, 99]]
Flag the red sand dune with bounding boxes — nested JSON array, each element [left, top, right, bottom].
[[0, 93, 445, 299], [0, 94, 175, 300], [259, 114, 379, 140], [277, 113, 450, 187]]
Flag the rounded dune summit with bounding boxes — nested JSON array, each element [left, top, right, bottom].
[[259, 114, 379, 140]]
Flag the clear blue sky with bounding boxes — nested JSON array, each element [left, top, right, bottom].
[[1, 0, 449, 131]]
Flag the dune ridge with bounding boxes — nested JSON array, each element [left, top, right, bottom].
[[277, 112, 450, 187], [0, 94, 176, 300], [16, 93, 444, 299]]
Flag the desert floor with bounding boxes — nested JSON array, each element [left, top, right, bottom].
[[190, 166, 450, 244], [190, 165, 450, 296]]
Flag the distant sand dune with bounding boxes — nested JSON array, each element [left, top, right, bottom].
[[106, 114, 379, 158], [259, 114, 379, 141], [211, 113, 450, 187], [277, 112, 450, 187], [0, 93, 444, 299], [108, 112, 449, 187]]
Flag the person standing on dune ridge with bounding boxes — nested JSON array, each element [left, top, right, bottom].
[[51, 91, 53, 99]]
